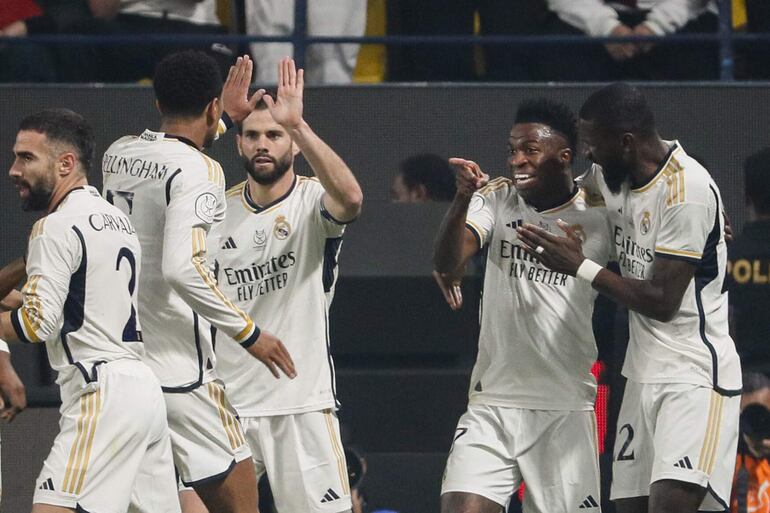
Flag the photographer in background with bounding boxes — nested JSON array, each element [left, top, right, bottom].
[[732, 372, 770, 513]]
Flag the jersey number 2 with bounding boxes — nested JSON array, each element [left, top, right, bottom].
[[116, 247, 141, 342]]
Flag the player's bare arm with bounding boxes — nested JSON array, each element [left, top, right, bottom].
[[222, 55, 266, 124], [264, 58, 363, 223], [432, 158, 487, 310], [0, 257, 25, 304], [0, 290, 22, 311], [0, 346, 26, 422], [517, 220, 695, 321]]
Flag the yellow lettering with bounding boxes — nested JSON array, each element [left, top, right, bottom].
[[733, 259, 752, 284], [753, 260, 769, 284]]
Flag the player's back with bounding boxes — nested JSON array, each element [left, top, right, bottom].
[[15, 186, 144, 396], [102, 130, 226, 390]]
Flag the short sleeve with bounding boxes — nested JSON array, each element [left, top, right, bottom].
[[466, 191, 495, 248], [655, 200, 712, 264], [310, 181, 347, 238]]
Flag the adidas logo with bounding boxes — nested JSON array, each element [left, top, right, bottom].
[[578, 495, 599, 509], [221, 237, 237, 249], [474, 381, 483, 392], [38, 477, 54, 491], [505, 219, 523, 229], [320, 488, 341, 503], [674, 456, 693, 469]]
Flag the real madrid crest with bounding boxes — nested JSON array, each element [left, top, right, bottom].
[[273, 215, 291, 240], [640, 210, 651, 235]]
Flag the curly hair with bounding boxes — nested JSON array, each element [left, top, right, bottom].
[[514, 98, 578, 151], [153, 50, 223, 118]]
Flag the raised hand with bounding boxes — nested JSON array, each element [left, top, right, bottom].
[[448, 158, 489, 198], [263, 57, 304, 130], [222, 55, 266, 123], [245, 329, 297, 379]]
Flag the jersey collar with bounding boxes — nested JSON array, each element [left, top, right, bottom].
[[242, 175, 298, 214], [163, 133, 199, 150], [631, 141, 679, 193]]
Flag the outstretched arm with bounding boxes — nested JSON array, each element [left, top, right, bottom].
[[264, 58, 363, 223], [516, 220, 695, 322], [432, 158, 487, 310]]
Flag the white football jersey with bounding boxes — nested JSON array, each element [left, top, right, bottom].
[[465, 177, 612, 411], [212, 177, 345, 416], [581, 141, 741, 394], [10, 186, 144, 395], [102, 130, 258, 391]]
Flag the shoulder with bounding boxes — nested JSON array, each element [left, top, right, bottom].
[[666, 146, 715, 205], [477, 176, 512, 197], [296, 175, 325, 195]]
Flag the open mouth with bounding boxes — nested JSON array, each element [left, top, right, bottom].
[[513, 174, 537, 187]]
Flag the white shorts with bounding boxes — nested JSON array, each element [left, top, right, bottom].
[[610, 380, 740, 510], [441, 404, 602, 512], [33, 359, 180, 513], [243, 409, 352, 513], [164, 380, 251, 486]]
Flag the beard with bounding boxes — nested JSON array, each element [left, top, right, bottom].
[[244, 151, 293, 185], [19, 177, 54, 211], [602, 163, 631, 194]]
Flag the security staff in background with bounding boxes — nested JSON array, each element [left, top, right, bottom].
[[728, 148, 770, 374]]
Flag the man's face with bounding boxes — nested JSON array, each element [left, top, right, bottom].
[[508, 122, 571, 204], [579, 118, 631, 194], [237, 109, 294, 185], [9, 130, 57, 211]]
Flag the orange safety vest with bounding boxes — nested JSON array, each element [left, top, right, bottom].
[[732, 454, 770, 513]]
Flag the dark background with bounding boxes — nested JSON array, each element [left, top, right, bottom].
[[0, 84, 765, 512]]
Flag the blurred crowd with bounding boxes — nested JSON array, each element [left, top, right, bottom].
[[1, 0, 769, 83]]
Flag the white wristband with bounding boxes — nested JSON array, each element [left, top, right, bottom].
[[0, 339, 9, 353], [576, 259, 603, 284]]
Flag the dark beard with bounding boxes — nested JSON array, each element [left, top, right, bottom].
[[602, 165, 629, 194], [21, 180, 54, 211], [244, 152, 292, 185]]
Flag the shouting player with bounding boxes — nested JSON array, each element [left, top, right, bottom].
[[434, 98, 611, 513]]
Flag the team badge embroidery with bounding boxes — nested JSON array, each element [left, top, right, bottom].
[[253, 229, 267, 249], [273, 216, 291, 240], [640, 210, 651, 235]]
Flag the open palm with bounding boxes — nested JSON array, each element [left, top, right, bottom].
[[265, 58, 304, 129]]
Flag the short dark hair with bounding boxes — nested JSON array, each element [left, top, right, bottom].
[[514, 98, 578, 151], [236, 93, 274, 134], [19, 109, 95, 174], [743, 371, 770, 394], [399, 153, 456, 201], [153, 50, 223, 117], [744, 148, 770, 214], [579, 82, 656, 137]]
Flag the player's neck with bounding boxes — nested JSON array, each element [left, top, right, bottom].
[[246, 170, 296, 207], [631, 137, 669, 188], [48, 174, 88, 213], [159, 118, 206, 150], [526, 176, 576, 212]]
